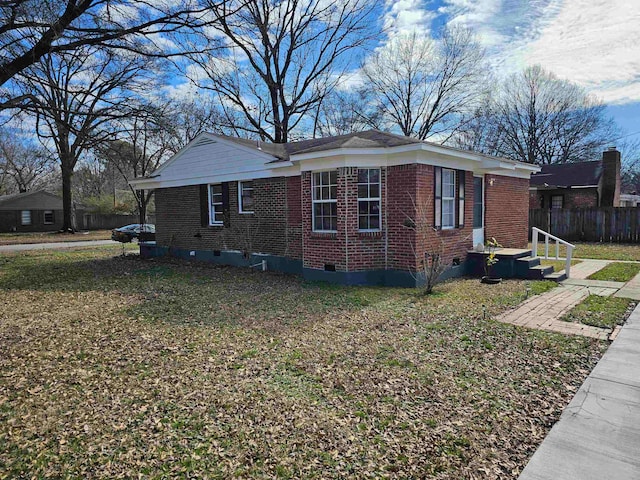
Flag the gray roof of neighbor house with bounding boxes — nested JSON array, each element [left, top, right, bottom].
[[0, 190, 63, 210], [220, 129, 426, 161], [530, 161, 602, 188]]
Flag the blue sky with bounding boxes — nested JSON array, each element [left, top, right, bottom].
[[379, 0, 640, 152]]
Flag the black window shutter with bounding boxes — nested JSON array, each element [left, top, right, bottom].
[[457, 170, 465, 228], [434, 167, 442, 229], [199, 184, 209, 227], [222, 182, 231, 227]]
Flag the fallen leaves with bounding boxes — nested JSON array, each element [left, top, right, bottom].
[[0, 248, 607, 479]]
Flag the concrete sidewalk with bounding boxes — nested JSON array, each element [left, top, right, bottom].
[[518, 303, 640, 480], [0, 239, 117, 252]]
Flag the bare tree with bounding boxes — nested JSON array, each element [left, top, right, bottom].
[[98, 104, 176, 224], [16, 46, 149, 230], [0, 131, 54, 192], [189, 0, 380, 143], [312, 88, 383, 138], [0, 0, 206, 109], [361, 28, 487, 141], [478, 65, 617, 165]]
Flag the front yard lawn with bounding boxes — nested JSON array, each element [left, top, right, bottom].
[[587, 262, 640, 282], [562, 295, 636, 329], [0, 247, 606, 479]]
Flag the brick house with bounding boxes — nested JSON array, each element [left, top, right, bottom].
[[0, 190, 63, 233], [131, 130, 538, 286], [529, 148, 621, 209]]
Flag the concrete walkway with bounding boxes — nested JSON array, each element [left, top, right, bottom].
[[569, 258, 613, 279], [615, 271, 640, 301], [496, 283, 615, 340], [518, 303, 640, 480], [0, 239, 117, 252]]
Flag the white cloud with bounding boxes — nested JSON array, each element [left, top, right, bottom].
[[440, 0, 640, 104], [521, 0, 640, 104], [383, 0, 436, 38]]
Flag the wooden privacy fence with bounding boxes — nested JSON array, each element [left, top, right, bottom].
[[529, 208, 640, 243]]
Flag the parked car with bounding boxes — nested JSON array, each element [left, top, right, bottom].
[[111, 224, 156, 243]]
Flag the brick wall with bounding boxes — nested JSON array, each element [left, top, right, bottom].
[[532, 189, 599, 209], [155, 177, 302, 257], [485, 175, 529, 248], [0, 209, 63, 233]]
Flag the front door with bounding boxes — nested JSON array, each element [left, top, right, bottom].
[[473, 175, 484, 248]]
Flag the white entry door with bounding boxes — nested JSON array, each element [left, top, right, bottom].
[[472, 175, 484, 248]]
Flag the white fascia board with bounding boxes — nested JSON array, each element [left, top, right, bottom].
[[291, 143, 539, 176], [570, 185, 599, 189], [129, 165, 300, 189]]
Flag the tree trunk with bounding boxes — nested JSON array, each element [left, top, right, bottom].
[[61, 163, 74, 232], [138, 189, 147, 225]]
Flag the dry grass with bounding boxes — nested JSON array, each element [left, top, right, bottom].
[[0, 247, 606, 479], [0, 230, 112, 245]]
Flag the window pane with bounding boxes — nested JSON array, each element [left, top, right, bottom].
[[211, 184, 222, 195], [370, 215, 380, 229], [313, 186, 321, 200], [369, 169, 380, 183], [314, 203, 322, 217], [21, 210, 31, 225], [330, 202, 337, 216], [358, 169, 368, 183], [358, 185, 368, 198], [329, 217, 337, 231], [359, 216, 367, 230], [321, 171, 329, 184], [370, 202, 379, 214], [369, 184, 379, 198], [442, 199, 455, 227], [358, 201, 368, 214], [329, 171, 337, 184]]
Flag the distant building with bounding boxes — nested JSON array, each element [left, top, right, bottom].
[[529, 148, 621, 209], [0, 190, 63, 232], [620, 193, 640, 207]]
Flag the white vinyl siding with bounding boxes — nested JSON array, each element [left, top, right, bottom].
[[312, 171, 338, 232], [209, 184, 224, 225], [357, 168, 381, 231], [238, 180, 254, 213]]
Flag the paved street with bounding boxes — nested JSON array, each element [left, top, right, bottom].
[[0, 240, 118, 252]]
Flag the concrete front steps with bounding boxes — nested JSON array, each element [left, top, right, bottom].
[[467, 249, 567, 282]]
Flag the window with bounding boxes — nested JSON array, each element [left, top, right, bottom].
[[357, 168, 381, 231], [43, 210, 54, 224], [312, 171, 338, 232], [21, 210, 31, 225], [209, 184, 224, 225], [551, 195, 563, 209], [441, 169, 456, 229], [434, 167, 464, 229], [238, 181, 254, 213]]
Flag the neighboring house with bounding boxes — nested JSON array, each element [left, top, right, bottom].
[[0, 190, 63, 233], [529, 148, 621, 209], [130, 130, 538, 286], [620, 193, 640, 207]]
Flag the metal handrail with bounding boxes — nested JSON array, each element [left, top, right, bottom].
[[531, 227, 576, 278]]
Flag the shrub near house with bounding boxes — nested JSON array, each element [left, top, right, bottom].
[[131, 130, 538, 287]]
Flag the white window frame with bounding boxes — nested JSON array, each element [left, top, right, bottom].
[[312, 170, 338, 233], [20, 210, 31, 226], [441, 168, 456, 229], [357, 168, 381, 232], [208, 183, 224, 226], [238, 180, 254, 214], [43, 210, 54, 225]]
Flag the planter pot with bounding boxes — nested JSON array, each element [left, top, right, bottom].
[[481, 276, 502, 285]]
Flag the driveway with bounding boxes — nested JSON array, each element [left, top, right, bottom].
[[0, 240, 118, 252]]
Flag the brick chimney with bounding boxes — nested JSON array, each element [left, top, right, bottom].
[[600, 147, 621, 206]]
